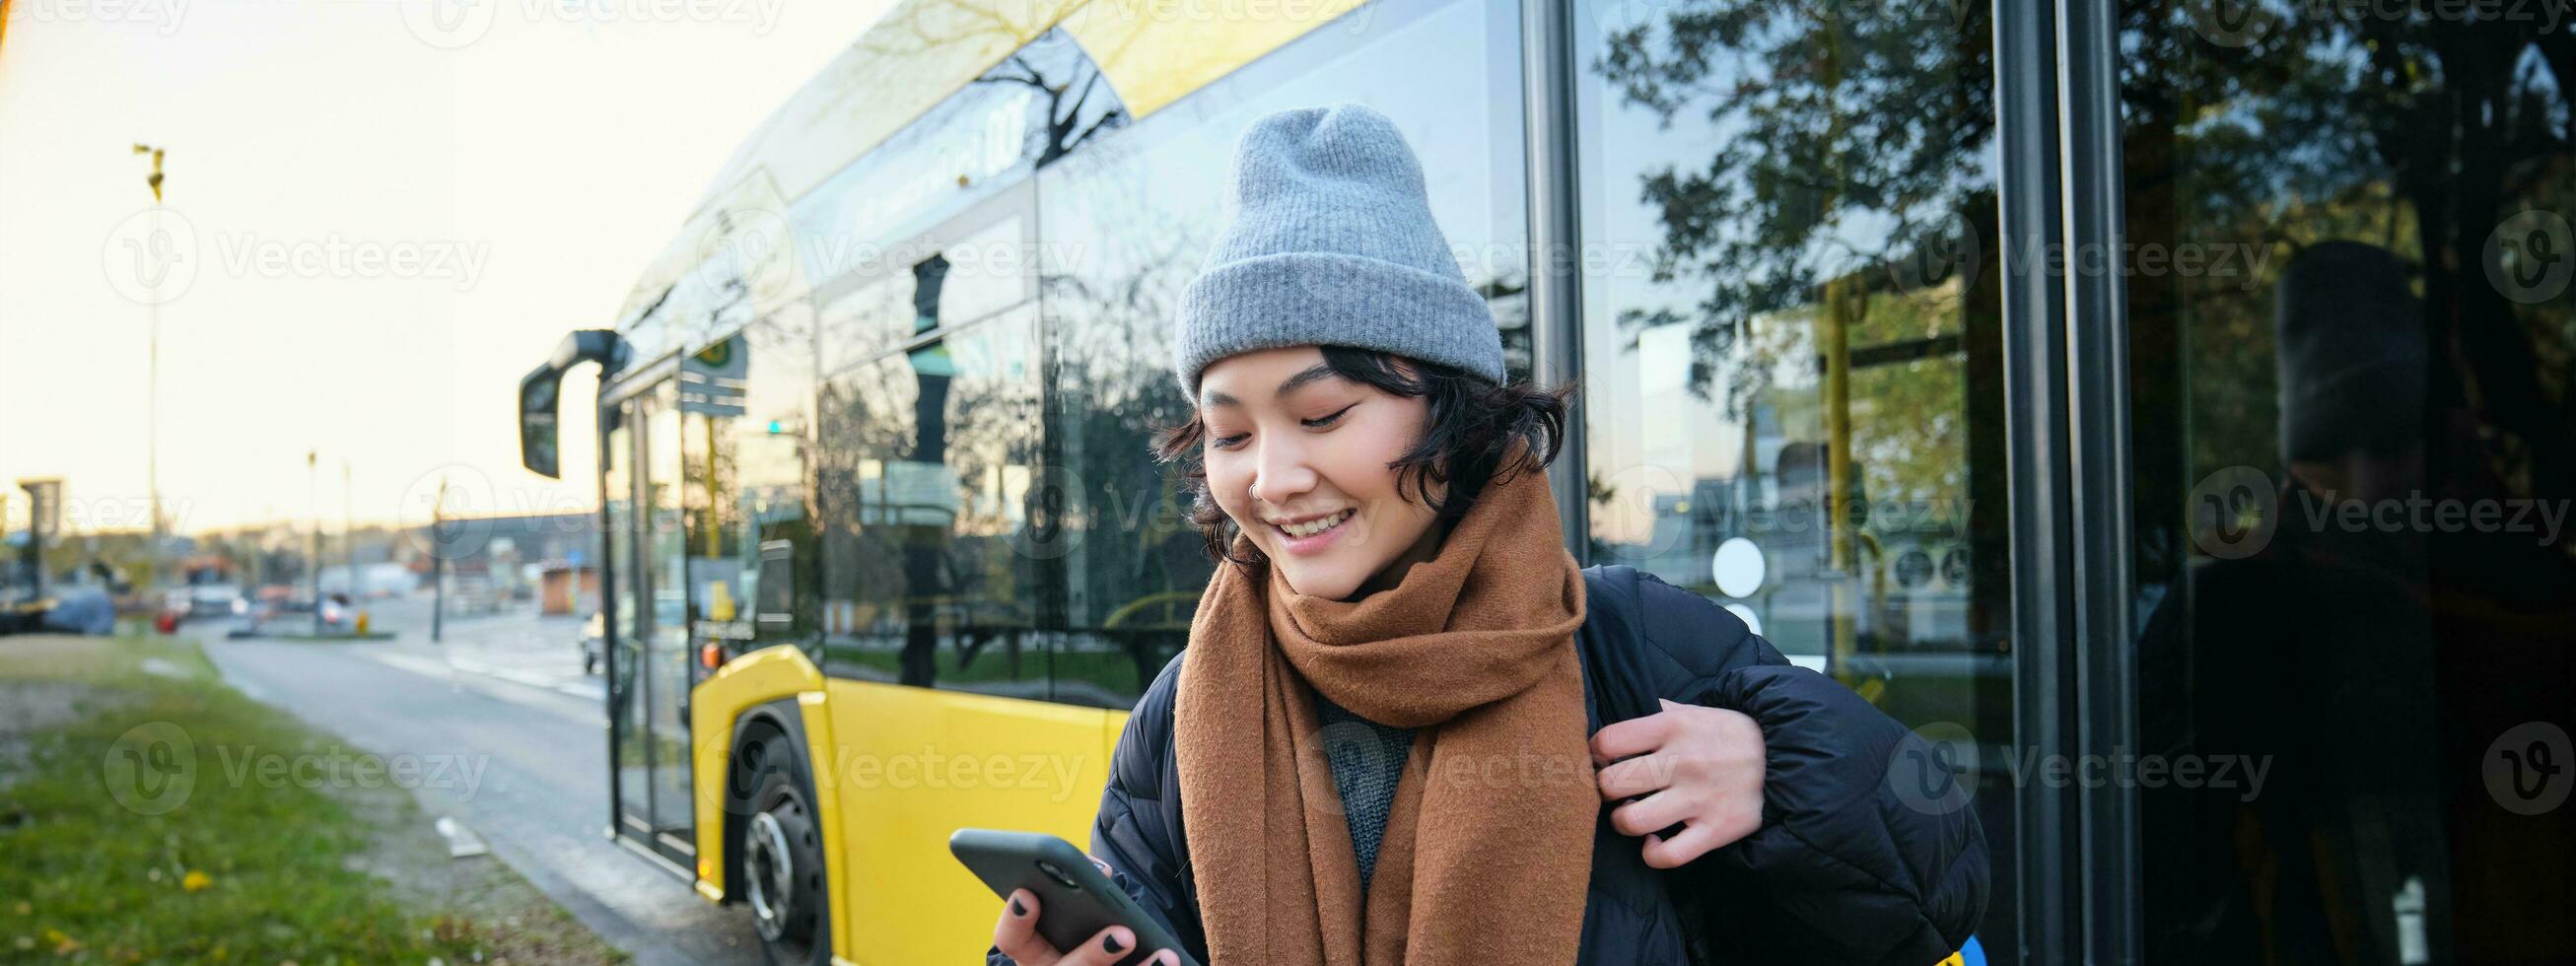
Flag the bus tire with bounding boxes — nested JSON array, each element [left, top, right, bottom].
[[739, 734, 831, 966]]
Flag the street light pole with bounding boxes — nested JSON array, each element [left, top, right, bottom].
[[431, 472, 448, 644], [342, 457, 355, 622], [132, 144, 167, 589], [308, 450, 321, 637]]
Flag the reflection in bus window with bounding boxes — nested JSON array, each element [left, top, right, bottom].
[[2123, 7, 2576, 961], [1570, 0, 2013, 944], [816, 298, 1046, 699], [1033, 0, 1529, 708], [680, 312, 817, 669]]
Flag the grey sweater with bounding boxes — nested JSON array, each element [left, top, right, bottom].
[[1313, 690, 1416, 894]]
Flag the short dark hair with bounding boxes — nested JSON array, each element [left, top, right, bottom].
[[1151, 345, 1575, 569]]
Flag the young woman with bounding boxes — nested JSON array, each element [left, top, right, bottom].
[[990, 104, 1988, 966]]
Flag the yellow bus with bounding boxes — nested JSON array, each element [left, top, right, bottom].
[[515, 0, 2039, 960], [514, 0, 1555, 961]]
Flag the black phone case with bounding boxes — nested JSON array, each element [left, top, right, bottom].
[[948, 828, 1202, 966]]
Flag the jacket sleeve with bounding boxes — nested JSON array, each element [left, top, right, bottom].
[[1636, 573, 1990, 966], [990, 654, 1207, 965]]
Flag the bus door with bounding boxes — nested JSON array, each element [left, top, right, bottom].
[[605, 377, 696, 868]]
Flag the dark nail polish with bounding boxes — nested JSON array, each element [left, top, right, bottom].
[[1103, 933, 1127, 953], [1010, 899, 1026, 917]]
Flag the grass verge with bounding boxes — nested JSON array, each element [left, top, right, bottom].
[[0, 634, 626, 964]]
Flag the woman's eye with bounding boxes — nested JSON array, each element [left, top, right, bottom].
[[1208, 404, 1350, 450], [1303, 403, 1358, 429]]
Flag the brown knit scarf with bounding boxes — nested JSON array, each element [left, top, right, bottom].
[[1175, 450, 1595, 966]]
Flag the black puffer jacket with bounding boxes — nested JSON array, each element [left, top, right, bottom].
[[993, 564, 1989, 964]]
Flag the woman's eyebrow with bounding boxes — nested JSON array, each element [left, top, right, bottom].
[[1201, 363, 1339, 409]]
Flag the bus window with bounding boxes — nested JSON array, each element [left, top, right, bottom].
[[815, 283, 1047, 698], [1035, 0, 1529, 708], [680, 312, 817, 668], [2121, 7, 2576, 961], [1569, 0, 2012, 947]]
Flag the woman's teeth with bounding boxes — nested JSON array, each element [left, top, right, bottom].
[[1281, 510, 1353, 538]]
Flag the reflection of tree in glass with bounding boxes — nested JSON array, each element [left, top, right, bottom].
[[2117, 0, 2575, 538], [1036, 136, 1213, 697], [1587, 1, 2010, 655], [1591, 1, 1997, 414], [970, 48, 1128, 170]]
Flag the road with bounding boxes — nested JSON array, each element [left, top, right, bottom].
[[186, 594, 764, 966]]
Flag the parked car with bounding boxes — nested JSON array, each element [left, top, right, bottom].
[[40, 586, 116, 635], [183, 583, 246, 622]]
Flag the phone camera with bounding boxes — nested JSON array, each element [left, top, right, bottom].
[[1036, 860, 1083, 890]]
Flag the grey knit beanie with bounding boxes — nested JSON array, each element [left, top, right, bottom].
[[2272, 241, 2425, 461], [1172, 103, 1506, 397]]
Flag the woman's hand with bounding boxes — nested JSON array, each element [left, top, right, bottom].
[[1591, 697, 1767, 868], [991, 857, 1181, 966]]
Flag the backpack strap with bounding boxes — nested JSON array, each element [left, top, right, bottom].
[[1576, 564, 1665, 727], [1579, 563, 1724, 966]]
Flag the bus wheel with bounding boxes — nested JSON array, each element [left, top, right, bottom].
[[743, 750, 830, 966]]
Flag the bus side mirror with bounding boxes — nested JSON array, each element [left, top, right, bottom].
[[518, 329, 628, 479], [519, 366, 562, 478]]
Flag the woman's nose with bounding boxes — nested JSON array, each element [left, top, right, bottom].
[[1252, 443, 1317, 507]]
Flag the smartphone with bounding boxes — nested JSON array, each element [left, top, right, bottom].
[[948, 828, 1202, 966]]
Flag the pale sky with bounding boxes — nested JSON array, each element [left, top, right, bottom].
[[0, 0, 895, 536]]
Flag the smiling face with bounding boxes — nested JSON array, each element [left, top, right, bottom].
[[1197, 345, 1447, 601]]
